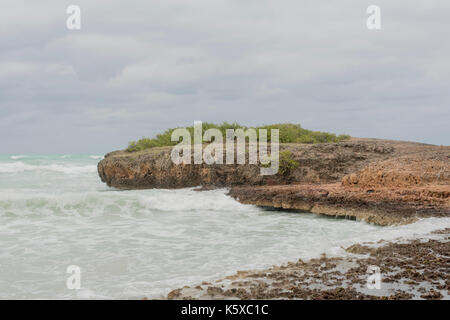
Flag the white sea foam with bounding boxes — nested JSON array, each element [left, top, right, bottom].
[[10, 155, 28, 160], [89, 155, 104, 160], [42, 164, 97, 174], [0, 162, 34, 173], [0, 155, 449, 299], [0, 162, 96, 174]]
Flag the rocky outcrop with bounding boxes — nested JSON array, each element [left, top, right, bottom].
[[98, 138, 412, 189], [342, 153, 450, 188], [228, 183, 450, 225], [98, 138, 450, 225], [228, 145, 450, 225], [98, 147, 265, 189]]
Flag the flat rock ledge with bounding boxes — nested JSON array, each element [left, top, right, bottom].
[[228, 183, 450, 226]]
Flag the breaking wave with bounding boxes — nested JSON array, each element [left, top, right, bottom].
[[10, 155, 28, 160], [89, 155, 104, 160], [0, 162, 97, 174], [1, 154, 449, 299]]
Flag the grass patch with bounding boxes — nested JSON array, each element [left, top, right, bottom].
[[127, 123, 350, 152]]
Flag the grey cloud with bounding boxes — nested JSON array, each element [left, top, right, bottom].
[[0, 0, 449, 154]]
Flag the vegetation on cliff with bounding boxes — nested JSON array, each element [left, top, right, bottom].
[[261, 150, 300, 176], [127, 123, 350, 152], [278, 150, 300, 176]]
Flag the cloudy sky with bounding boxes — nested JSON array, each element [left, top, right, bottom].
[[1, 0, 449, 154]]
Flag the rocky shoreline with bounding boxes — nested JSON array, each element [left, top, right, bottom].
[[165, 228, 450, 300], [98, 137, 450, 300], [98, 138, 450, 226], [228, 183, 450, 226], [228, 141, 449, 225]]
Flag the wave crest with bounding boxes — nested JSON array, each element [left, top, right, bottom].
[[0, 162, 97, 174], [10, 155, 28, 160]]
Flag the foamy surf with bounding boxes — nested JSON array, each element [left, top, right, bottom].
[[0, 154, 448, 299], [89, 155, 104, 160], [0, 161, 96, 174], [10, 155, 28, 160]]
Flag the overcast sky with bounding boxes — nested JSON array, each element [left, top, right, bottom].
[[1, 0, 449, 154]]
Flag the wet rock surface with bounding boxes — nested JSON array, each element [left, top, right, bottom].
[[166, 229, 450, 300]]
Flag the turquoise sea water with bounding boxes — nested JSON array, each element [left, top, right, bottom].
[[0, 154, 449, 299]]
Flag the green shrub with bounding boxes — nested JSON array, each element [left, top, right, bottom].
[[278, 150, 299, 176], [126, 123, 350, 152]]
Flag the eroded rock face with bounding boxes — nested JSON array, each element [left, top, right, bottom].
[[97, 139, 400, 189], [228, 183, 450, 225], [342, 153, 450, 188], [98, 147, 265, 189], [227, 143, 450, 225]]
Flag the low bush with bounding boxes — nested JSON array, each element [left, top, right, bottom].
[[278, 150, 299, 176], [127, 123, 350, 152]]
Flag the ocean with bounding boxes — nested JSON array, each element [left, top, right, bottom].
[[0, 154, 449, 299]]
